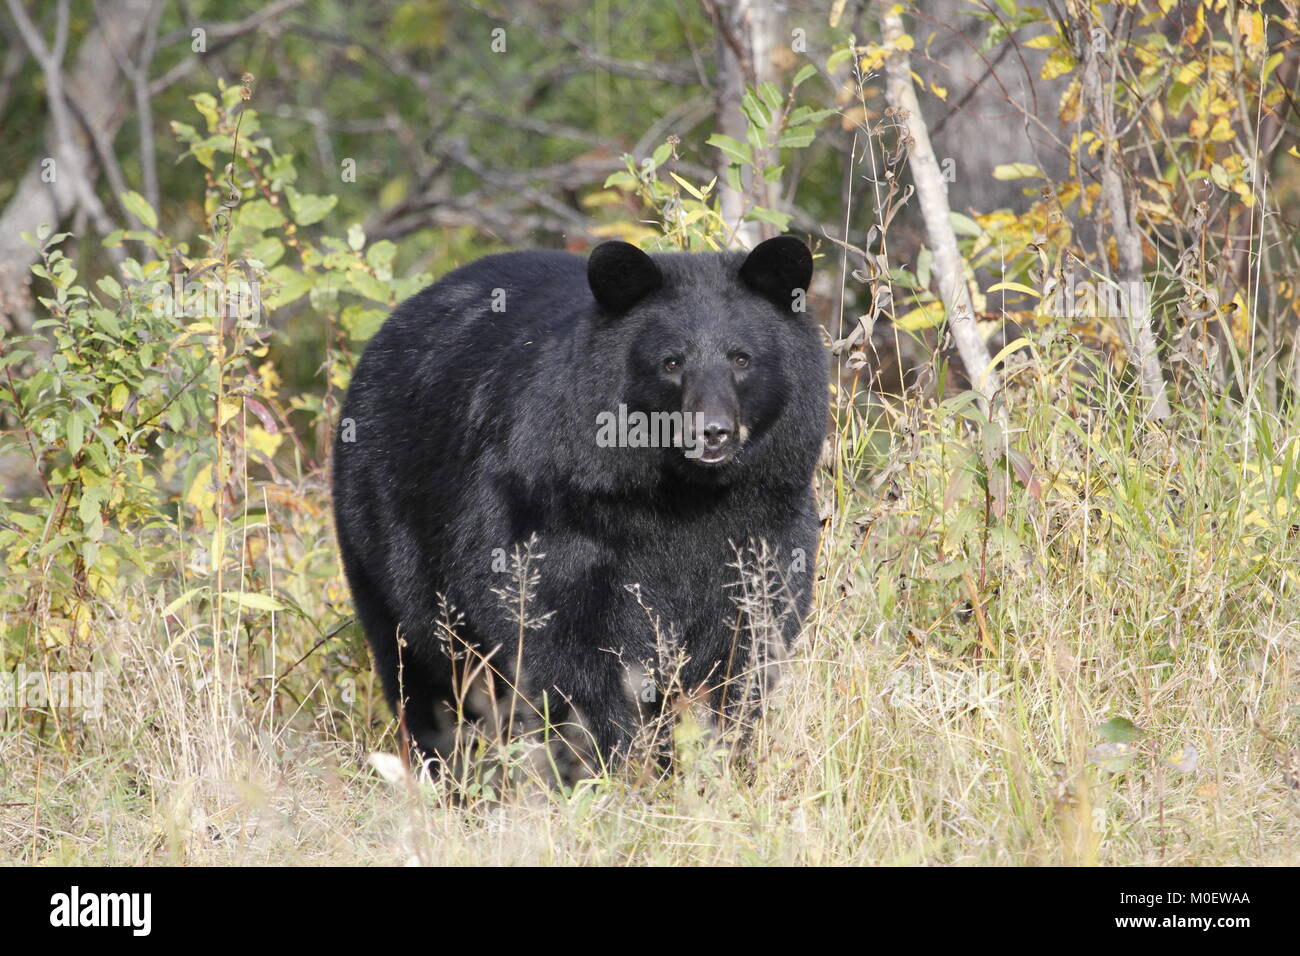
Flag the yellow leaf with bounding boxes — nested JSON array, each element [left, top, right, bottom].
[[589, 222, 659, 243], [930, 82, 948, 100], [1262, 52, 1284, 86], [1024, 33, 1062, 50], [669, 172, 707, 200], [983, 337, 1034, 386], [1238, 10, 1265, 58], [246, 424, 283, 458], [992, 163, 1044, 180], [218, 397, 241, 428], [858, 48, 888, 73], [1041, 51, 1076, 80], [988, 281, 1042, 297], [894, 301, 945, 330], [1208, 95, 1237, 116], [1058, 77, 1082, 124], [110, 383, 129, 412], [186, 463, 215, 514], [1182, 4, 1205, 45]]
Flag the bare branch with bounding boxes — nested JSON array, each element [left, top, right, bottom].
[[880, 1, 998, 406], [1078, 5, 1171, 421]]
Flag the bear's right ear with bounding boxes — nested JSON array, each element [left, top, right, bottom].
[[588, 241, 663, 314]]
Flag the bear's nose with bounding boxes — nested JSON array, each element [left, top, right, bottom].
[[702, 418, 733, 447]]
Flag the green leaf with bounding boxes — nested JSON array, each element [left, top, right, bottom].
[[741, 89, 771, 129], [725, 163, 743, 194], [237, 199, 285, 231], [78, 487, 103, 525], [221, 591, 285, 612], [949, 212, 982, 238], [285, 187, 337, 226], [162, 587, 207, 617], [121, 190, 158, 230], [365, 240, 397, 270], [190, 91, 220, 131], [96, 275, 123, 300], [777, 126, 816, 148], [245, 235, 285, 268], [268, 265, 313, 307], [792, 64, 818, 88], [341, 305, 387, 341], [1096, 716, 1142, 744], [745, 206, 792, 230], [603, 171, 638, 189], [67, 413, 84, 456], [827, 45, 854, 73], [705, 133, 754, 166], [347, 270, 391, 304], [787, 106, 838, 126]]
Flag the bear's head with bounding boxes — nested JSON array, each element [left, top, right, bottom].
[[586, 236, 825, 488]]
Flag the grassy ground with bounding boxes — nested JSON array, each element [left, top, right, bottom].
[[3, 331, 1297, 866]]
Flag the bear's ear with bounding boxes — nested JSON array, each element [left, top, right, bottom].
[[587, 241, 663, 314], [738, 235, 813, 313]]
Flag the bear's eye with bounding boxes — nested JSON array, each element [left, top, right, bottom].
[[731, 353, 751, 369], [662, 356, 682, 373]]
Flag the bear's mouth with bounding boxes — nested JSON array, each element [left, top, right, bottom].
[[683, 413, 745, 466], [691, 429, 745, 466], [694, 447, 736, 466]]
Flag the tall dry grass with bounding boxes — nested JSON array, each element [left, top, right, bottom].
[[4, 324, 1297, 864]]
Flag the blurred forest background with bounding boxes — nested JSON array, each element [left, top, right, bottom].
[[1, 0, 1298, 865]]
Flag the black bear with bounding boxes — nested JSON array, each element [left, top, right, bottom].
[[332, 236, 828, 776]]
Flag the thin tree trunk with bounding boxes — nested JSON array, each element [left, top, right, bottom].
[[0, 0, 160, 333], [707, 0, 780, 248], [1291, 322, 1300, 400], [1079, 7, 1171, 421], [880, 2, 998, 406]]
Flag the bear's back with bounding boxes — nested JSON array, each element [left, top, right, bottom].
[[379, 250, 588, 353]]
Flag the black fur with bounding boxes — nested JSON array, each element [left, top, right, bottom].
[[332, 238, 828, 772]]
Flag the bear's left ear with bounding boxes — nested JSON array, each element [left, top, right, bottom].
[[738, 235, 813, 313], [588, 241, 663, 314]]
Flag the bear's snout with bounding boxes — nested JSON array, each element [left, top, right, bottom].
[[682, 367, 741, 464], [698, 414, 736, 461]]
